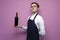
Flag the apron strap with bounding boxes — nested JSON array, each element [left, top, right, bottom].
[[33, 13, 38, 21], [29, 13, 38, 20]]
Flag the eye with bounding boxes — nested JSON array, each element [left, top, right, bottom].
[[31, 6, 37, 8]]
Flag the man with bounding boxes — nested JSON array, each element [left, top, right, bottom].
[[16, 2, 45, 40]]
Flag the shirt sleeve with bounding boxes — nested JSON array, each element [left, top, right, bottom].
[[21, 16, 30, 30], [38, 16, 46, 36], [21, 26, 27, 30]]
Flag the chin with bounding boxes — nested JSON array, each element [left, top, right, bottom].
[[32, 10, 36, 13]]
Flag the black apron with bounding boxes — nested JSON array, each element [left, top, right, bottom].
[[27, 13, 39, 40]]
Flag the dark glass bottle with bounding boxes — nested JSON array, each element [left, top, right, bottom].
[[14, 12, 18, 26]]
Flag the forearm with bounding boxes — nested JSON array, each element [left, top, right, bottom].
[[15, 25, 27, 30]]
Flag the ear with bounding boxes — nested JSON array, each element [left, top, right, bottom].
[[37, 8, 39, 11]]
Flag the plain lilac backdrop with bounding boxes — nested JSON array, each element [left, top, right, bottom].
[[0, 0, 60, 40]]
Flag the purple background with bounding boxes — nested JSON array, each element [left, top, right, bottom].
[[0, 0, 60, 40]]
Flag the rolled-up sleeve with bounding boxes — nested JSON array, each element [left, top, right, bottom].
[[21, 16, 30, 30], [22, 26, 27, 30]]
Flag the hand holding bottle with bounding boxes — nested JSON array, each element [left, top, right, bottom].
[[15, 25, 22, 28]]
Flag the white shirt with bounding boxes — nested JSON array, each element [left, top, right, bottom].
[[22, 13, 45, 36]]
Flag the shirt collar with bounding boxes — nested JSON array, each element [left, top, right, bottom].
[[32, 12, 37, 16]]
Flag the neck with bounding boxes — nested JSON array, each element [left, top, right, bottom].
[[32, 12, 37, 15]]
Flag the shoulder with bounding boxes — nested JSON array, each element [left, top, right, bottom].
[[35, 14, 44, 24], [36, 14, 44, 20]]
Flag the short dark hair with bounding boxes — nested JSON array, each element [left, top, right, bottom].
[[31, 2, 39, 8]]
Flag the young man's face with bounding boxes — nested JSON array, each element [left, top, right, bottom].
[[31, 4, 39, 13]]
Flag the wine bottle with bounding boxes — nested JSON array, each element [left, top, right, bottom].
[[14, 12, 18, 26]]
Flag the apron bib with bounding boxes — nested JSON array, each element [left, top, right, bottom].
[[27, 14, 39, 40]]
